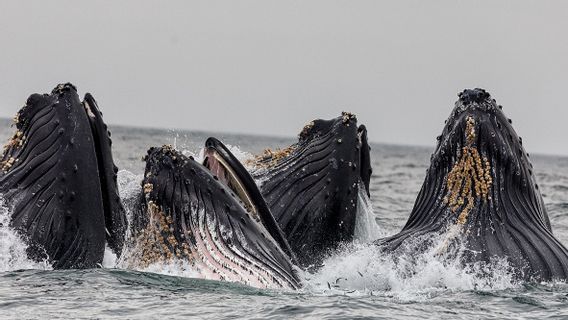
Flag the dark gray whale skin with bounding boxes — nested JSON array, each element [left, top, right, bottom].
[[250, 113, 372, 270], [0, 84, 126, 268], [131, 145, 301, 289], [378, 88, 568, 282]]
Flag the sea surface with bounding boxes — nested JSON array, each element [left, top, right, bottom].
[[2, 118, 568, 319]]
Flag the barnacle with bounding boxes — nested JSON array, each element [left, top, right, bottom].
[[0, 157, 16, 172], [341, 111, 355, 124], [128, 200, 192, 268], [1, 121, 26, 172], [298, 121, 315, 139], [3, 130, 25, 151], [443, 116, 493, 225], [245, 146, 297, 169], [143, 183, 153, 194]]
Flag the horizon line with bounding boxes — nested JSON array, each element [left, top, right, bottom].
[[0, 117, 566, 158]]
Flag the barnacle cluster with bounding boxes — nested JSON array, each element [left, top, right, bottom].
[[298, 121, 314, 139], [1, 124, 25, 172], [246, 146, 296, 169], [143, 183, 153, 194], [341, 111, 355, 124], [129, 200, 192, 268], [2, 127, 24, 152], [5, 130, 25, 149], [443, 116, 493, 225], [0, 157, 16, 172], [12, 112, 20, 125]]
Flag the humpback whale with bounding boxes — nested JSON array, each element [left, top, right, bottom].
[[379, 88, 568, 281], [126, 144, 301, 289], [248, 112, 372, 269], [0, 84, 126, 268]]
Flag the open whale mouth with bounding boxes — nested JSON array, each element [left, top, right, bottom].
[[203, 141, 259, 219], [132, 143, 301, 289], [202, 137, 297, 262]]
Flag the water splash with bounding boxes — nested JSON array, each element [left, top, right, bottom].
[[112, 151, 519, 296], [354, 180, 383, 242], [0, 197, 51, 271], [43, 153, 522, 297], [137, 260, 201, 279], [307, 231, 519, 300], [102, 245, 117, 268], [192, 144, 254, 164], [111, 170, 145, 268]]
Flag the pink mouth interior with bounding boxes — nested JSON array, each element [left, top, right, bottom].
[[203, 149, 230, 186]]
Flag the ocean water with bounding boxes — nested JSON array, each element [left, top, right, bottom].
[[2, 118, 568, 319]]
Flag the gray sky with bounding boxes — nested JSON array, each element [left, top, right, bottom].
[[1, 1, 567, 155]]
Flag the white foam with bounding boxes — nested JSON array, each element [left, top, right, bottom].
[[306, 231, 518, 300], [97, 166, 522, 296], [225, 144, 254, 164], [114, 169, 145, 268], [354, 180, 384, 242], [102, 245, 118, 268], [0, 197, 51, 271], [138, 260, 201, 279], [190, 144, 253, 165]]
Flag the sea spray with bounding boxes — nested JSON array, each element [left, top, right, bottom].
[[0, 197, 51, 271], [308, 230, 519, 300], [113, 170, 145, 268], [354, 180, 383, 242], [108, 149, 520, 298], [193, 144, 253, 164]]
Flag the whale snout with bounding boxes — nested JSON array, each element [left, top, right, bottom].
[[51, 82, 78, 95], [458, 88, 491, 105]]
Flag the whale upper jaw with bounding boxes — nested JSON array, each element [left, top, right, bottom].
[[0, 83, 126, 268]]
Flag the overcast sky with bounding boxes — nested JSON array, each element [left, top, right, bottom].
[[0, 1, 567, 155]]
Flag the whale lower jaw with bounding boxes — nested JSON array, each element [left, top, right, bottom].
[[129, 199, 293, 289]]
